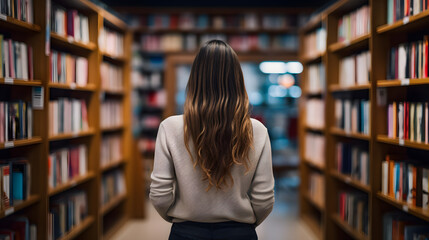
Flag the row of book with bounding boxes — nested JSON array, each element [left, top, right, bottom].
[[303, 27, 326, 58], [132, 13, 295, 30], [383, 211, 429, 240], [48, 98, 89, 136], [334, 99, 370, 135], [339, 51, 371, 87], [99, 27, 124, 57], [0, 0, 33, 23], [131, 51, 164, 70], [1, 158, 30, 209], [101, 169, 126, 205], [48, 191, 87, 240], [337, 5, 370, 43], [141, 115, 161, 130], [139, 34, 298, 52], [338, 191, 369, 236], [387, 101, 427, 142], [51, 4, 90, 43], [48, 145, 87, 189], [387, 0, 429, 24], [142, 91, 167, 109], [387, 37, 429, 80], [49, 50, 88, 85], [1, 36, 33, 80], [305, 99, 324, 129], [0, 101, 33, 143], [306, 63, 325, 93], [381, 155, 429, 208], [137, 137, 156, 153], [101, 134, 122, 167], [308, 172, 325, 207], [101, 100, 122, 128], [0, 216, 37, 240], [335, 142, 369, 186], [131, 71, 162, 90], [304, 133, 325, 167], [101, 62, 123, 91]]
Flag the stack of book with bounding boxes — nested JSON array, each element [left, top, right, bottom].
[[262, 14, 294, 29], [141, 116, 161, 130], [307, 63, 325, 93], [309, 172, 325, 206], [48, 145, 88, 189], [101, 169, 126, 205], [387, 37, 429, 80], [381, 155, 429, 209], [334, 99, 370, 135], [387, 0, 429, 24], [48, 98, 89, 136], [49, 50, 88, 85], [304, 133, 325, 167], [137, 138, 156, 153], [99, 27, 124, 57], [382, 212, 429, 239], [100, 135, 122, 167], [51, 4, 89, 43], [0, 101, 33, 142], [0, 36, 33, 80], [337, 5, 370, 43], [387, 101, 427, 141], [0, 217, 37, 240], [0, 158, 30, 209], [100, 100, 122, 128], [306, 99, 325, 129], [304, 27, 326, 58], [131, 71, 162, 90], [0, 0, 33, 23], [339, 51, 371, 86], [335, 142, 369, 185], [142, 91, 167, 108], [48, 191, 87, 239], [338, 191, 369, 235], [100, 62, 123, 91]]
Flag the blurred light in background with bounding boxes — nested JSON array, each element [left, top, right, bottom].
[[268, 85, 288, 98], [286, 61, 303, 74], [289, 85, 302, 98], [259, 61, 288, 74], [278, 74, 295, 88], [249, 92, 264, 105]]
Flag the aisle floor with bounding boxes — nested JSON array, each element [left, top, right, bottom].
[[112, 185, 317, 240]]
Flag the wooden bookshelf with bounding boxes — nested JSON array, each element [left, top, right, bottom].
[[331, 214, 368, 240], [0, 195, 40, 218], [376, 10, 429, 34], [330, 170, 370, 193], [304, 191, 325, 212], [57, 216, 95, 240], [50, 32, 97, 53], [329, 84, 370, 92], [0, 137, 42, 149], [377, 78, 429, 87], [100, 193, 127, 216], [377, 135, 429, 151], [0, 78, 42, 86], [48, 172, 96, 196], [303, 159, 325, 171], [330, 127, 370, 141], [376, 193, 429, 222], [49, 82, 97, 92], [100, 159, 127, 172], [48, 128, 96, 141], [328, 33, 370, 54], [0, 16, 41, 33]]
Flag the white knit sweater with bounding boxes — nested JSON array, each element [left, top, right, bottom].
[[150, 115, 275, 226]]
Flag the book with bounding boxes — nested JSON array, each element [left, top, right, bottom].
[[387, 0, 429, 24], [100, 62, 123, 91], [304, 133, 325, 167], [339, 51, 371, 87], [49, 50, 88, 85], [308, 171, 324, 207], [0, 101, 33, 142], [99, 26, 124, 57], [0, 36, 33, 80], [101, 169, 126, 205], [336, 142, 369, 185], [337, 5, 370, 43], [101, 135, 122, 167], [307, 63, 325, 93], [383, 211, 429, 240], [48, 98, 89, 136], [335, 98, 370, 135], [305, 99, 325, 129], [0, 158, 30, 208], [100, 100, 123, 128], [338, 191, 369, 235], [304, 27, 326, 58], [51, 4, 89, 43], [387, 101, 427, 142], [0, 0, 33, 23]]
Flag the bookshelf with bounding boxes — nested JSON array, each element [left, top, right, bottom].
[[0, 0, 135, 239], [299, 0, 429, 239]]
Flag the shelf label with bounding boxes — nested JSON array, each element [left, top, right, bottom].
[[4, 77, 13, 84], [5, 207, 14, 216], [401, 79, 410, 85], [32, 87, 44, 110], [0, 14, 7, 21], [399, 139, 405, 146], [67, 36, 74, 43], [403, 16, 410, 25], [402, 205, 408, 212], [4, 141, 14, 148], [377, 88, 387, 106], [70, 83, 76, 89]]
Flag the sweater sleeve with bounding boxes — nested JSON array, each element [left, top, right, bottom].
[[249, 129, 275, 226], [149, 123, 175, 222]]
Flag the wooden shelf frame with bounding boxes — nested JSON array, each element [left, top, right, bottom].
[[0, 16, 41, 33], [330, 127, 370, 141], [100, 193, 127, 216], [329, 84, 370, 93], [377, 135, 429, 151], [0, 78, 42, 86], [0, 137, 43, 149], [48, 172, 96, 197], [0, 195, 40, 219], [330, 170, 370, 193], [57, 216, 95, 240], [48, 83, 97, 92], [376, 10, 429, 35], [100, 159, 127, 172], [377, 78, 429, 87], [376, 192, 429, 222], [331, 214, 368, 240], [48, 128, 96, 141]]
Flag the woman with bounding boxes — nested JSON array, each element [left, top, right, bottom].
[[150, 40, 274, 240]]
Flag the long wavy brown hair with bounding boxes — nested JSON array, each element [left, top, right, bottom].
[[184, 40, 253, 190]]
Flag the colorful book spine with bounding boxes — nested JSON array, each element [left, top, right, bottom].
[[0, 158, 30, 209], [51, 4, 89, 43], [338, 191, 369, 235], [337, 5, 370, 43], [99, 27, 124, 57], [387, 101, 427, 142], [0, 36, 33, 80], [49, 50, 88, 86], [48, 98, 89, 136], [100, 62, 123, 91], [101, 135, 122, 167], [0, 0, 33, 23], [0, 101, 33, 143], [101, 169, 126, 205], [335, 98, 370, 135], [339, 51, 371, 86], [387, 0, 429, 24], [336, 142, 369, 185], [100, 100, 123, 128]]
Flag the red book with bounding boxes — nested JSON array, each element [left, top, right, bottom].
[[405, 0, 410, 16], [424, 35, 428, 78], [8, 39, 15, 78]]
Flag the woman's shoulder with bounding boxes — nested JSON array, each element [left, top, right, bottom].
[[250, 118, 267, 133], [160, 115, 184, 129]]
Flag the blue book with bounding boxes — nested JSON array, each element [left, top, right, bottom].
[[12, 172, 23, 200]]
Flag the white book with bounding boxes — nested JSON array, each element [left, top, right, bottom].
[[382, 161, 388, 195], [79, 145, 87, 175], [74, 14, 81, 42], [20, 43, 28, 80], [414, 0, 421, 15], [61, 149, 68, 183], [407, 165, 413, 204], [398, 103, 404, 139], [76, 57, 88, 86], [416, 103, 422, 142], [410, 103, 415, 141], [81, 16, 89, 43], [15, 42, 22, 79], [398, 45, 407, 79], [344, 100, 351, 132], [30, 224, 37, 240], [423, 169, 429, 209]]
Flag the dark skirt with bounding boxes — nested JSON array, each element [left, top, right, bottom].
[[169, 221, 258, 240]]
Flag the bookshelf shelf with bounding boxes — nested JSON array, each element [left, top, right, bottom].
[[377, 135, 429, 151], [102, 89, 125, 96], [100, 159, 126, 172], [303, 159, 325, 171], [304, 191, 325, 212], [101, 125, 124, 132], [48, 83, 97, 92], [102, 52, 127, 64], [48, 172, 96, 197], [330, 127, 370, 141], [376, 10, 429, 35], [329, 84, 370, 93], [301, 52, 324, 64], [331, 214, 368, 240], [50, 32, 96, 53], [328, 34, 370, 54], [0, 137, 42, 149], [305, 125, 325, 133], [100, 193, 127, 216], [376, 192, 429, 222], [0, 78, 42, 86], [377, 78, 429, 88], [302, 214, 323, 239], [330, 170, 370, 193], [0, 16, 41, 33], [0, 195, 40, 219], [57, 216, 95, 240], [132, 27, 298, 35], [48, 128, 96, 141], [305, 90, 324, 97]]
